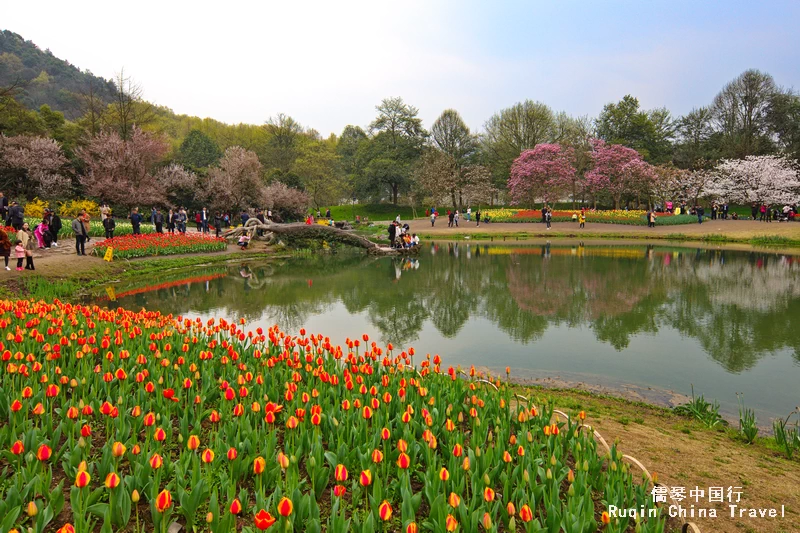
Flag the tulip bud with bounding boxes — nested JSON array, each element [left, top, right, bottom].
[[575, 442, 582, 453], [483, 473, 491, 486], [611, 461, 617, 472], [290, 455, 297, 465], [567, 484, 575, 496], [177, 434, 184, 443], [487, 431, 493, 442], [550, 454, 556, 466], [475, 446, 481, 457], [308, 456, 316, 469], [132, 490, 140, 503], [583, 460, 589, 472], [546, 468, 552, 480], [206, 512, 214, 523], [509, 517, 516, 530], [527, 431, 533, 443], [27, 501, 38, 517], [523, 469, 530, 483]]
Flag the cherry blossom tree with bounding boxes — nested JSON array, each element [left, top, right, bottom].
[[0, 134, 70, 199], [156, 163, 199, 208], [263, 181, 310, 221], [585, 139, 654, 208], [205, 146, 264, 213], [709, 155, 800, 205], [79, 127, 170, 208], [508, 143, 575, 206]]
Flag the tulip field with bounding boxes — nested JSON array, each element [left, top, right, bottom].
[[92, 234, 228, 259], [480, 209, 697, 226], [0, 299, 669, 533]]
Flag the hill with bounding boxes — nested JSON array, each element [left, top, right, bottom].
[[0, 29, 117, 118]]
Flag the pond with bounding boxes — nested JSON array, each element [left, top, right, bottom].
[[93, 242, 800, 421]]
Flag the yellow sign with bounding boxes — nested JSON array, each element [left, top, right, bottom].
[[103, 247, 114, 262], [105, 286, 116, 301]]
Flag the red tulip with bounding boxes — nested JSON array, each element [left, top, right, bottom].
[[36, 444, 52, 461], [396, 452, 410, 469], [254, 508, 276, 530], [11, 440, 24, 455], [104, 472, 121, 489], [360, 469, 372, 486], [334, 464, 348, 482], [74, 470, 91, 488], [378, 500, 392, 521], [229, 498, 242, 515], [519, 504, 533, 522], [253, 457, 266, 475]]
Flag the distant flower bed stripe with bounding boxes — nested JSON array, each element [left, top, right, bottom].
[[93, 233, 227, 259], [482, 209, 698, 225]]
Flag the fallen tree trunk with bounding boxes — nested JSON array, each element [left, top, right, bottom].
[[221, 220, 417, 255]]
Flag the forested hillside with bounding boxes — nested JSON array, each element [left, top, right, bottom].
[[0, 30, 116, 118]]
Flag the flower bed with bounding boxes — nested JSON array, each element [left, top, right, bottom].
[[93, 233, 227, 259], [482, 209, 698, 226], [0, 299, 668, 533], [23, 218, 156, 238]]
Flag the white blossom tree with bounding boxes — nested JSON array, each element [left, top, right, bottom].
[[709, 155, 800, 205], [0, 135, 70, 199]]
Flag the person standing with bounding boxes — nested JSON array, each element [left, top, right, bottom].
[[696, 205, 704, 224], [179, 208, 188, 233], [241, 210, 250, 226], [167, 209, 175, 234], [7, 201, 24, 230], [545, 207, 552, 230], [0, 192, 7, 222], [466, 207, 471, 222], [476, 209, 481, 227], [201, 207, 209, 233], [100, 203, 111, 221], [14, 240, 25, 271], [430, 211, 436, 227], [151, 207, 157, 225], [130, 208, 143, 235], [0, 228, 11, 270], [579, 210, 586, 229], [102, 214, 115, 239], [17, 223, 36, 269], [34, 219, 49, 249], [81, 211, 91, 242], [72, 215, 88, 256], [541, 205, 547, 224], [395, 214, 401, 224], [454, 210, 459, 227], [448, 210, 454, 228], [326, 208, 331, 219], [214, 212, 222, 238], [759, 204, 767, 221], [49, 210, 62, 247], [388, 222, 397, 247], [722, 202, 729, 220], [154, 210, 164, 233]]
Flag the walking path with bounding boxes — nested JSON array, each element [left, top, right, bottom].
[[410, 218, 800, 240]]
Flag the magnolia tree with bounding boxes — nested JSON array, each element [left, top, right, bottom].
[[508, 144, 575, 206], [79, 127, 170, 208], [586, 139, 654, 208], [205, 146, 264, 213], [263, 181, 310, 221], [0, 135, 70, 199], [460, 165, 497, 207], [709, 155, 800, 205]]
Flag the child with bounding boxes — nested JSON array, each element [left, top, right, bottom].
[[34, 220, 50, 248], [238, 234, 250, 250], [15, 240, 25, 271], [579, 211, 586, 229]]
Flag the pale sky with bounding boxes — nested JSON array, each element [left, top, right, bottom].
[[5, 0, 800, 136]]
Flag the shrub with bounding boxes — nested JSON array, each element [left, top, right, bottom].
[[23, 197, 49, 219], [58, 199, 100, 218]]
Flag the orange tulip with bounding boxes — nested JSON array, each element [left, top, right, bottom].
[[253, 456, 266, 474], [149, 453, 164, 469], [439, 467, 450, 481], [75, 470, 91, 488], [104, 472, 121, 489], [187, 435, 200, 450], [201, 449, 215, 463], [155, 489, 172, 512], [445, 514, 458, 532], [112, 442, 126, 457], [378, 500, 392, 521], [448, 492, 461, 508], [277, 452, 290, 470], [601, 511, 611, 525], [277, 496, 293, 517], [396, 452, 410, 469], [406, 523, 418, 533], [484, 487, 495, 502], [519, 504, 533, 522], [334, 464, 348, 482], [36, 444, 52, 461]]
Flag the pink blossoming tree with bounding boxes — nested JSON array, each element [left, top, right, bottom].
[[508, 144, 575, 206], [585, 139, 654, 209], [0, 135, 70, 199]]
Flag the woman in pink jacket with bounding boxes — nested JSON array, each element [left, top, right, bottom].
[[34, 219, 50, 248]]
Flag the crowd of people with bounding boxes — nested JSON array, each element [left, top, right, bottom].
[[427, 207, 490, 227], [387, 220, 420, 249]]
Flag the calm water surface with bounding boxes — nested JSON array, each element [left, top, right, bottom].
[[94, 243, 800, 420]]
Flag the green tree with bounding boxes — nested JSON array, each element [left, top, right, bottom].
[[673, 107, 717, 169], [430, 109, 475, 167], [179, 129, 223, 170], [262, 113, 303, 180], [595, 95, 674, 163], [711, 69, 776, 158], [767, 90, 800, 161], [359, 97, 427, 204], [479, 100, 556, 192], [293, 136, 342, 209]]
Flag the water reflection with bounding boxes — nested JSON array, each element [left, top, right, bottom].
[[98, 244, 800, 376]]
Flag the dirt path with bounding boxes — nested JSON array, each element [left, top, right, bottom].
[[536, 388, 800, 533], [410, 218, 800, 240]]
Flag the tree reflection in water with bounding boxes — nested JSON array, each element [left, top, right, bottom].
[[100, 244, 800, 373]]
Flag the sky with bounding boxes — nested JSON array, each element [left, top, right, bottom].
[[4, 0, 800, 136]]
